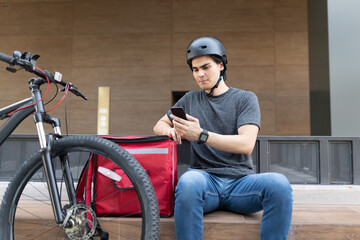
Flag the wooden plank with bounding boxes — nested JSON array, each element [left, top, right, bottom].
[[173, 0, 274, 32], [0, 36, 73, 68], [289, 225, 360, 240], [72, 34, 171, 67], [71, 66, 171, 101], [12, 202, 360, 240], [0, 2, 73, 35], [276, 65, 310, 99], [275, 32, 309, 66], [276, 97, 310, 135], [73, 1, 172, 34], [110, 100, 171, 135], [275, 0, 308, 32]]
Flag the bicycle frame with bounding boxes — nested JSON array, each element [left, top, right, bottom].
[[0, 78, 76, 225], [0, 98, 35, 145]]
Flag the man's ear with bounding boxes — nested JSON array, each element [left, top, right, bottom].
[[220, 62, 224, 71]]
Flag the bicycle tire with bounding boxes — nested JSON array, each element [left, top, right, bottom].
[[0, 135, 160, 240]]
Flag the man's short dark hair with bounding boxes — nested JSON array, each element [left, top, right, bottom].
[[210, 55, 227, 80]]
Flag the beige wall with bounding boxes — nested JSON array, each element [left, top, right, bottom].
[[0, 0, 309, 136]]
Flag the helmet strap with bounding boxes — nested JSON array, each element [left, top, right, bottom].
[[207, 76, 222, 97]]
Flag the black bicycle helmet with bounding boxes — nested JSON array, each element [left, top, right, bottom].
[[186, 36, 228, 68], [186, 36, 228, 96]]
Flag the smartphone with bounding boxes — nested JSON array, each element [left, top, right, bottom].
[[171, 107, 187, 120]]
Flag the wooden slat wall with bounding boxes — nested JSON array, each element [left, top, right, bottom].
[[0, 0, 309, 136]]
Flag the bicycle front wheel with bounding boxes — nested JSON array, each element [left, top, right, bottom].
[[0, 135, 159, 240]]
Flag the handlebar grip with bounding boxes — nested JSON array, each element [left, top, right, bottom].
[[0, 53, 13, 64]]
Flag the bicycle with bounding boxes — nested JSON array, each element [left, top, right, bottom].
[[0, 50, 160, 239]]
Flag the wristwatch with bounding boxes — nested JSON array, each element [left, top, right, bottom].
[[197, 129, 209, 144]]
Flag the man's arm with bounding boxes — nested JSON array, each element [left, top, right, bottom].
[[153, 114, 182, 144], [206, 124, 259, 155], [172, 114, 259, 155]]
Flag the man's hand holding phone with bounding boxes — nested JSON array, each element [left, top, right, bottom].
[[170, 107, 203, 144], [170, 107, 187, 144], [171, 107, 187, 120]]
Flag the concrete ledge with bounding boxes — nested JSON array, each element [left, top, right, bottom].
[[162, 184, 360, 239], [292, 184, 360, 205], [2, 183, 360, 239], [3, 193, 360, 239], [159, 204, 360, 240], [2, 183, 360, 206]]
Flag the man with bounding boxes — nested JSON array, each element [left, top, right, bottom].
[[153, 36, 292, 240]]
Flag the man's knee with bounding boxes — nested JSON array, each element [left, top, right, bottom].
[[175, 170, 207, 202], [262, 173, 292, 204]]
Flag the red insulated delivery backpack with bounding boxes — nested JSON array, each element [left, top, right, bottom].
[[76, 135, 178, 217]]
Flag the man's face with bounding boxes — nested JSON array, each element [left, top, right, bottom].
[[191, 55, 224, 91]]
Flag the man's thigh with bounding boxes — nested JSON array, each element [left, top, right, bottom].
[[177, 169, 223, 213], [220, 173, 283, 214]]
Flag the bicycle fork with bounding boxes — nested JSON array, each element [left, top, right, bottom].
[[32, 82, 77, 226], [37, 130, 77, 225]]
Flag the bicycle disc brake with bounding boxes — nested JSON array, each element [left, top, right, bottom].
[[63, 204, 97, 240]]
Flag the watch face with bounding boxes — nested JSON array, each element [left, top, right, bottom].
[[200, 134, 208, 141], [198, 130, 208, 144]]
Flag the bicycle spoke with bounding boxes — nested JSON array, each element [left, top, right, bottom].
[[27, 225, 63, 240], [14, 216, 59, 238], [19, 194, 52, 206], [27, 181, 50, 200], [16, 206, 53, 223], [15, 218, 55, 228]]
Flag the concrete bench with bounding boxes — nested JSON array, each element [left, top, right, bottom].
[[159, 203, 360, 239], [158, 185, 360, 239], [4, 185, 360, 239]]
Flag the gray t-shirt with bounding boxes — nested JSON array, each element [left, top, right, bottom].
[[167, 87, 260, 179]]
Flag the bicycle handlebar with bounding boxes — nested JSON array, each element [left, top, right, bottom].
[[0, 53, 13, 64], [0, 51, 87, 100]]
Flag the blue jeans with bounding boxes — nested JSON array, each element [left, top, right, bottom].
[[174, 169, 293, 240]]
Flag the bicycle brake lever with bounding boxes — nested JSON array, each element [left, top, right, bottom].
[[6, 66, 17, 73], [68, 84, 88, 100]]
